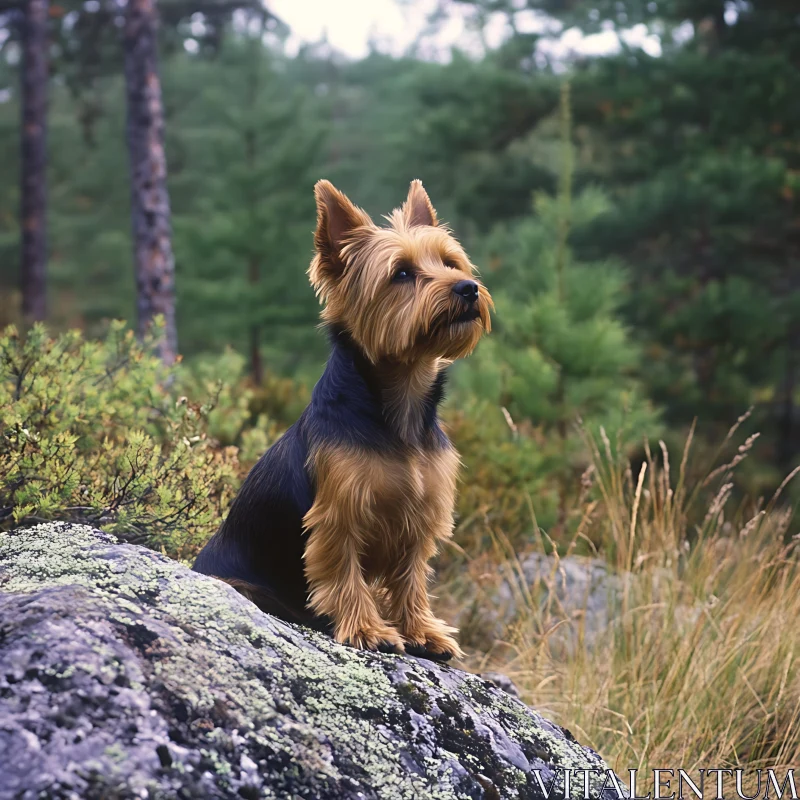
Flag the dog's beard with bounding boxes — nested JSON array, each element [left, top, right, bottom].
[[355, 295, 490, 364], [421, 304, 488, 359], [428, 300, 483, 333]]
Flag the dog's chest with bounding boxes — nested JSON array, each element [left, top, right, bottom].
[[308, 443, 460, 556], [369, 446, 458, 524]]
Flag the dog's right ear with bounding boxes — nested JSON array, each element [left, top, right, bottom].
[[310, 180, 373, 295]]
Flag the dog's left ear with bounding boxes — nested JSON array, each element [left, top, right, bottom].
[[403, 179, 438, 228]]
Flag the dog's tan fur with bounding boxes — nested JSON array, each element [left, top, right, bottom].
[[303, 444, 461, 655]]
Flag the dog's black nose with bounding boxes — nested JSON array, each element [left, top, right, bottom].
[[452, 279, 479, 304]]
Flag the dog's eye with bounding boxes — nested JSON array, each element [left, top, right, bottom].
[[442, 257, 458, 269], [392, 262, 415, 282]]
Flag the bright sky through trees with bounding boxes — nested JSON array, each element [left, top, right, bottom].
[[268, 0, 665, 61]]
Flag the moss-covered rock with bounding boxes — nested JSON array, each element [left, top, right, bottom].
[[0, 523, 626, 800]]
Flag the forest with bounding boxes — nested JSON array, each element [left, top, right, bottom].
[[1, 0, 800, 787]]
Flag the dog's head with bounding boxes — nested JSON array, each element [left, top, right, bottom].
[[308, 179, 492, 363]]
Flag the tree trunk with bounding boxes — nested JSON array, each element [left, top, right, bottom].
[[243, 117, 262, 385], [249, 320, 263, 386], [248, 251, 263, 386], [777, 333, 798, 472], [20, 0, 49, 326], [123, 0, 177, 365]]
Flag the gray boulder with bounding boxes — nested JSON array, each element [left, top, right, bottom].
[[452, 553, 623, 653], [0, 523, 626, 800]]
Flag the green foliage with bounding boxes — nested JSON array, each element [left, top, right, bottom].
[[0, 322, 242, 558], [473, 187, 656, 423], [454, 87, 660, 531], [169, 36, 328, 369], [327, 50, 559, 231], [0, 35, 329, 372], [176, 347, 310, 464], [452, 182, 660, 531], [438, 1, 800, 487], [445, 399, 553, 545]]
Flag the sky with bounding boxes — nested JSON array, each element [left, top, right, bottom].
[[269, 0, 436, 58], [267, 0, 666, 62]]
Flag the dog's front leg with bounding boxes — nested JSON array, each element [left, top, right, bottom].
[[303, 522, 404, 651], [383, 546, 464, 661], [302, 447, 404, 652]]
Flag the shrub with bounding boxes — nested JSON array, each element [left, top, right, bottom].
[[0, 322, 242, 560], [175, 349, 310, 467], [444, 399, 553, 551], [444, 397, 641, 556]]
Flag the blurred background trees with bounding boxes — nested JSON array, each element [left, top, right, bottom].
[[0, 0, 797, 513]]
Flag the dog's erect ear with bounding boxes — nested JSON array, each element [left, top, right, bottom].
[[311, 181, 373, 288], [403, 179, 438, 228]]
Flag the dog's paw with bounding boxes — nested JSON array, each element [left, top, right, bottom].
[[404, 642, 454, 662], [338, 624, 405, 653], [403, 626, 464, 662]]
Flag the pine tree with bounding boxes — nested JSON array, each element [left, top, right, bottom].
[[456, 82, 660, 527], [564, 4, 800, 476], [427, 0, 800, 483], [168, 38, 326, 374]]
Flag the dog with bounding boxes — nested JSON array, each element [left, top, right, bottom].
[[193, 179, 492, 660]]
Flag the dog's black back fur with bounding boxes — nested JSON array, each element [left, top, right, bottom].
[[193, 327, 448, 629]]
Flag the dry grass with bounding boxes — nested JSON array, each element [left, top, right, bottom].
[[449, 417, 800, 788]]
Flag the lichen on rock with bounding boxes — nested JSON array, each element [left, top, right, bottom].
[[0, 522, 627, 800]]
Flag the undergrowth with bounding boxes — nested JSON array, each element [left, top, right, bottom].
[[0, 322, 283, 558], [448, 416, 800, 788], [4, 323, 800, 781]]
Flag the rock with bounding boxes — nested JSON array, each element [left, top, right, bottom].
[[479, 672, 521, 698], [502, 553, 619, 637], [452, 553, 621, 652], [0, 522, 626, 800]]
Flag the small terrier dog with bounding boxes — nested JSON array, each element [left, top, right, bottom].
[[194, 179, 492, 660]]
